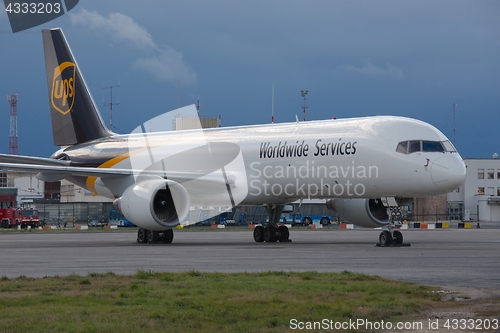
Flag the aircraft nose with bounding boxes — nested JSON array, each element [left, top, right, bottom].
[[431, 155, 466, 191]]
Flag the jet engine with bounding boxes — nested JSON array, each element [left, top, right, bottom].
[[113, 178, 190, 231], [326, 198, 390, 228]]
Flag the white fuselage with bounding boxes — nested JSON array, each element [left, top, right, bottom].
[[77, 115, 465, 205]]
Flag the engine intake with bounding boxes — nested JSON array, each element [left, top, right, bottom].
[[114, 178, 190, 230], [326, 198, 390, 228]]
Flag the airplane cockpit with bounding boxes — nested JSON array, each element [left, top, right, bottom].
[[395, 140, 457, 154]]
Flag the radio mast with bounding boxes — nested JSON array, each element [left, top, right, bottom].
[[452, 103, 457, 145], [301, 90, 308, 121], [7, 94, 18, 155], [103, 83, 120, 131]]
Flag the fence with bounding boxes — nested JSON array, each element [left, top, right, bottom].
[[35, 202, 114, 225], [406, 213, 461, 222], [37, 201, 461, 226]]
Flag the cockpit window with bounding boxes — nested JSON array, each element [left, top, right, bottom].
[[408, 140, 421, 154], [396, 141, 408, 154], [441, 140, 457, 152], [396, 140, 455, 154], [422, 141, 445, 152]]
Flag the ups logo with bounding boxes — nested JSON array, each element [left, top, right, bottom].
[[51, 62, 76, 115]]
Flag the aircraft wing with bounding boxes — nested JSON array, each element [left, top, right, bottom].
[[0, 162, 236, 187]]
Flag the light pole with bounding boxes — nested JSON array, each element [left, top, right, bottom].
[[57, 194, 61, 227], [300, 90, 308, 121]]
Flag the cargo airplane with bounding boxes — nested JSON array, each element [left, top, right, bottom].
[[0, 28, 466, 245]]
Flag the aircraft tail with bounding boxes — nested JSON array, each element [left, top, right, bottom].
[[42, 28, 112, 146]]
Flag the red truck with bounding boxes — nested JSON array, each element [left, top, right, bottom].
[[0, 208, 39, 228]]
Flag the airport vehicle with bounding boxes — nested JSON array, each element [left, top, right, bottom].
[[87, 214, 107, 228], [282, 213, 332, 226], [108, 210, 136, 227], [0, 28, 466, 245], [0, 207, 39, 228]]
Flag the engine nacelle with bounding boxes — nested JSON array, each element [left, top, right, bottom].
[[326, 198, 390, 228], [114, 178, 190, 231]]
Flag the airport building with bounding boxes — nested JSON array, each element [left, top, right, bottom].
[[0, 172, 113, 224], [0, 171, 44, 204], [173, 116, 219, 130], [447, 156, 500, 222], [412, 194, 448, 222]]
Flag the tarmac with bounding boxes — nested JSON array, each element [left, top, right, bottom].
[[0, 227, 499, 292]]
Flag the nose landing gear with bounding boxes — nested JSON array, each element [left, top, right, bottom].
[[377, 200, 410, 247], [378, 229, 404, 246]]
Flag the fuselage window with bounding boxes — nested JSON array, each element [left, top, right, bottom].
[[422, 141, 445, 152]]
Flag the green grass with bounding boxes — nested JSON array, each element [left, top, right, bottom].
[[0, 271, 485, 332]]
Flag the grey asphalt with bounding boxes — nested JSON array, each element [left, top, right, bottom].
[[0, 228, 499, 291]]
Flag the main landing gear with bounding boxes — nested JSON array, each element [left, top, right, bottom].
[[253, 204, 291, 243], [137, 228, 174, 244]]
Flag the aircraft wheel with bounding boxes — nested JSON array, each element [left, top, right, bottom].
[[147, 230, 160, 243], [264, 225, 277, 242], [161, 229, 174, 244], [137, 228, 148, 243], [253, 226, 265, 242], [393, 230, 403, 244], [277, 225, 290, 242], [379, 230, 393, 245]]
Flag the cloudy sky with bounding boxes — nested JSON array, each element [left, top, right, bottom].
[[0, 1, 499, 158]]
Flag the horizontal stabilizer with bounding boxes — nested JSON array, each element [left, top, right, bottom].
[[0, 153, 70, 166]]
